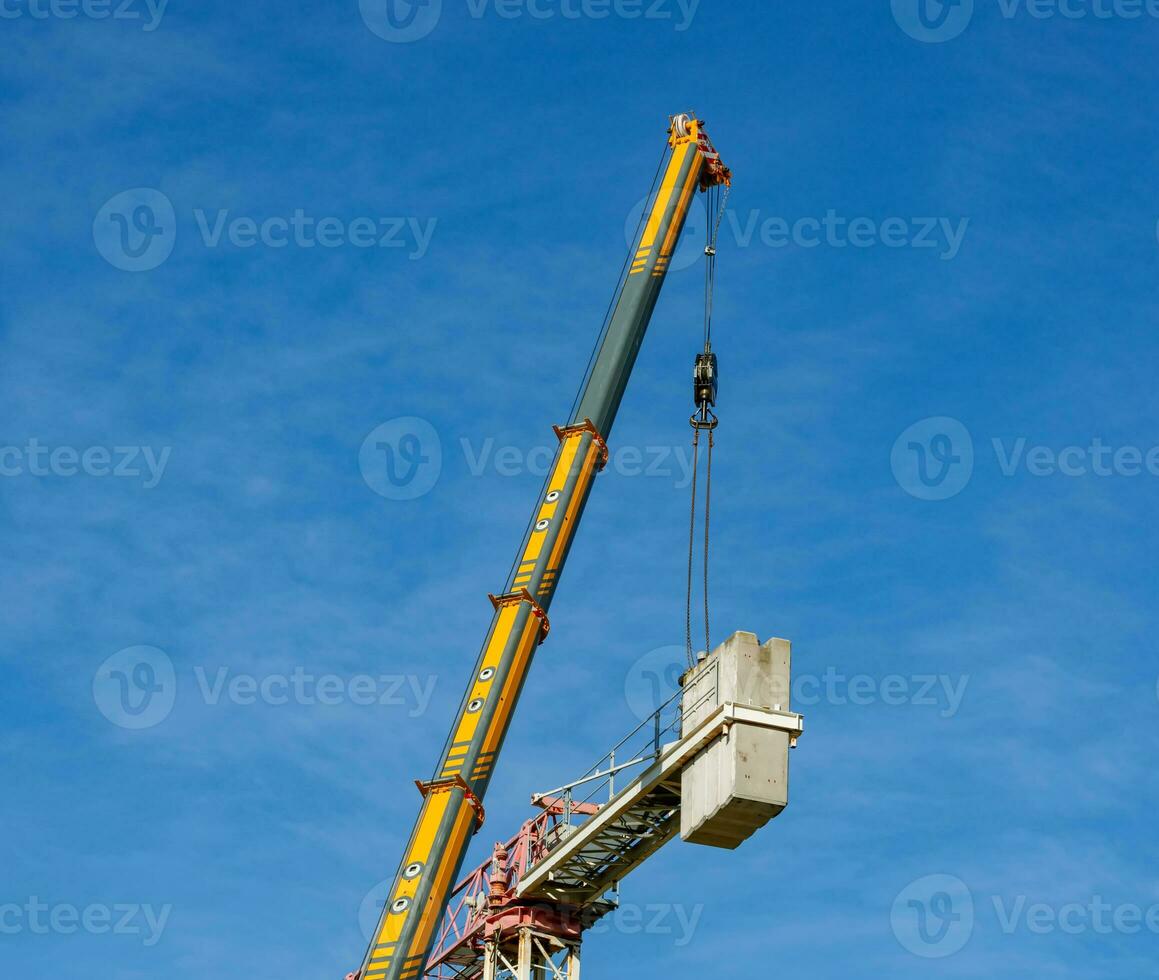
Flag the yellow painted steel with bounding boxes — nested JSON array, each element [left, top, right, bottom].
[[547, 441, 600, 572], [670, 116, 704, 149], [402, 799, 476, 973], [660, 154, 705, 260], [517, 436, 580, 566], [455, 604, 518, 740], [477, 611, 542, 765], [365, 790, 458, 978], [638, 140, 695, 255], [366, 787, 476, 979]]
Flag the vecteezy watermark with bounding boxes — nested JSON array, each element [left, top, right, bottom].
[[794, 670, 968, 718], [893, 0, 1159, 43], [0, 440, 171, 488], [0, 0, 168, 30], [624, 645, 970, 721], [626, 201, 970, 272], [892, 875, 976, 958], [360, 878, 394, 941], [93, 646, 178, 730], [93, 189, 437, 272], [990, 895, 1159, 936], [587, 903, 705, 947], [93, 646, 439, 730], [358, 879, 702, 948], [893, 417, 1159, 500], [624, 645, 688, 720], [891, 0, 975, 41], [190, 210, 436, 257], [359, 0, 699, 43], [360, 417, 444, 501], [359, 417, 696, 501], [990, 437, 1159, 478], [0, 898, 173, 946], [891, 417, 975, 501], [893, 874, 1159, 958], [92, 188, 176, 272], [458, 439, 694, 486], [191, 667, 437, 715]]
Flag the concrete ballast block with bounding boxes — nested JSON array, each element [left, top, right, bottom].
[[679, 632, 795, 849]]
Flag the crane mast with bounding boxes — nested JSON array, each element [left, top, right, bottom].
[[354, 114, 731, 980]]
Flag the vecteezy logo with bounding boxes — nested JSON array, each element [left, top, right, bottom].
[[92, 188, 177, 272], [891, 416, 974, 500], [891, 874, 975, 958], [359, 878, 394, 942], [891, 0, 974, 43], [93, 645, 177, 730], [624, 645, 687, 721], [624, 192, 709, 274], [359, 0, 443, 42], [360, 417, 443, 500]]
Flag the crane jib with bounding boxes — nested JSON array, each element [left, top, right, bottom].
[[354, 116, 730, 980]]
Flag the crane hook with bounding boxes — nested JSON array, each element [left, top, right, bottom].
[[691, 347, 719, 430]]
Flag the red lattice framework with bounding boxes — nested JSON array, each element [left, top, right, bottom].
[[424, 797, 606, 980]]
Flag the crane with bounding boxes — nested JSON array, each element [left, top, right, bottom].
[[349, 114, 746, 980], [420, 627, 803, 980]]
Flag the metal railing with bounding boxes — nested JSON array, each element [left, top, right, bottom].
[[530, 657, 721, 835]]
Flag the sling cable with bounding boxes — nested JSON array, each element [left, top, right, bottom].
[[685, 177, 729, 670]]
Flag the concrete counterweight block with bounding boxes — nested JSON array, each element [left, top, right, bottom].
[[680, 631, 799, 849]]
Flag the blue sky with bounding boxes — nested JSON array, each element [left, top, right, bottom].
[[3, 1, 1159, 977]]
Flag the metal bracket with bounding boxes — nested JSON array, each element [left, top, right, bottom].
[[552, 417, 609, 471], [531, 794, 602, 817], [489, 588, 551, 643], [416, 775, 487, 829], [694, 122, 732, 189], [714, 702, 805, 748]]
